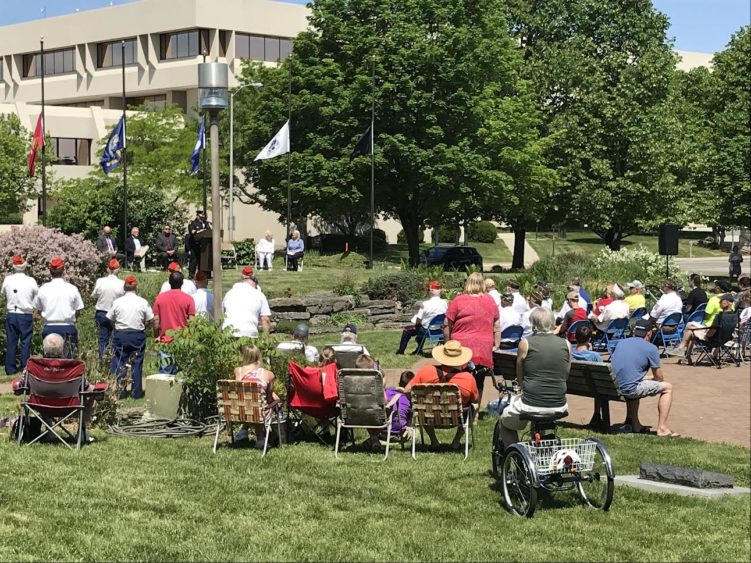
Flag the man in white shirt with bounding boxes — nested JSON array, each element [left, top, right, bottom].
[[484, 278, 501, 308], [2, 255, 38, 374], [277, 323, 319, 363], [34, 258, 85, 359], [636, 280, 684, 340], [125, 227, 149, 272], [498, 293, 523, 348], [222, 267, 271, 337], [91, 258, 125, 360], [506, 280, 529, 315], [159, 261, 196, 295], [591, 297, 630, 332], [192, 271, 215, 320], [108, 275, 154, 399], [333, 323, 371, 356], [396, 280, 448, 355]]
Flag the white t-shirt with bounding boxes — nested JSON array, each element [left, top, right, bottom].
[[276, 341, 319, 363], [521, 306, 538, 339], [592, 299, 630, 331], [557, 294, 587, 320], [648, 291, 683, 324], [256, 238, 275, 254], [414, 295, 448, 328], [511, 291, 529, 315], [2, 272, 38, 314], [192, 288, 215, 320], [331, 343, 371, 357], [107, 291, 154, 331], [160, 279, 197, 295], [222, 282, 271, 337], [35, 278, 84, 325], [92, 274, 125, 312], [487, 289, 501, 308], [499, 306, 523, 340], [739, 307, 751, 325]]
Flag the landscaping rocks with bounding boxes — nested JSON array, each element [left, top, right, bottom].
[[270, 293, 398, 331], [639, 462, 734, 489]]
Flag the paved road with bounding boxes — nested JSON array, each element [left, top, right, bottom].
[[675, 257, 738, 275]]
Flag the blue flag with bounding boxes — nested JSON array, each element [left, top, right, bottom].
[[100, 116, 126, 174], [191, 116, 206, 175]]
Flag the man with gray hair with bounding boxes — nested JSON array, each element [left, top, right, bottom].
[[276, 323, 319, 363], [499, 307, 570, 447], [2, 255, 38, 374], [42, 333, 66, 358]]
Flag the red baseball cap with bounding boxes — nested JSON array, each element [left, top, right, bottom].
[[124, 275, 138, 286], [428, 280, 441, 290], [108, 258, 120, 270], [49, 257, 64, 270], [12, 255, 25, 265], [242, 266, 254, 276], [168, 262, 182, 272], [195, 271, 207, 281]]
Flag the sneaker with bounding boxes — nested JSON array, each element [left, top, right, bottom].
[[665, 347, 686, 357]]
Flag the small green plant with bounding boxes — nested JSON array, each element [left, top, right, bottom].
[[328, 312, 368, 328], [232, 238, 256, 266], [333, 270, 360, 296]]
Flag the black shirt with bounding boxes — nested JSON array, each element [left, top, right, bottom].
[[683, 287, 708, 315], [188, 219, 209, 248]]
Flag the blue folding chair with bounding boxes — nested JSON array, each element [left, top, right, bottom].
[[626, 307, 647, 336], [592, 317, 629, 353], [499, 325, 523, 353], [565, 319, 592, 342], [414, 314, 446, 355], [683, 302, 706, 325], [651, 312, 684, 355]]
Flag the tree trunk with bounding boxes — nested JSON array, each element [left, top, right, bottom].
[[398, 209, 422, 267], [600, 227, 624, 251], [511, 224, 526, 270]]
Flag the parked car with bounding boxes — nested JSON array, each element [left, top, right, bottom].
[[420, 245, 483, 271]]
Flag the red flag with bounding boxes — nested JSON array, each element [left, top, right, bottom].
[[27, 114, 45, 177]]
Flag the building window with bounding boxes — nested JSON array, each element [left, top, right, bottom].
[[235, 33, 292, 62], [0, 60, 3, 81], [52, 137, 91, 166], [159, 29, 209, 60], [97, 38, 137, 68], [126, 94, 166, 111], [219, 31, 229, 57], [57, 100, 105, 108], [22, 47, 75, 78]]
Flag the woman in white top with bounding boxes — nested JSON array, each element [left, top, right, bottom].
[[256, 231, 275, 271]]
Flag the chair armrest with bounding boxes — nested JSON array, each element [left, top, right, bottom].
[[385, 395, 401, 410]]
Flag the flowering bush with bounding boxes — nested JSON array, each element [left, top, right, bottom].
[[0, 226, 102, 294], [591, 246, 680, 286]]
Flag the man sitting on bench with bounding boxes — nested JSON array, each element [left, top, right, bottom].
[[499, 307, 570, 447]]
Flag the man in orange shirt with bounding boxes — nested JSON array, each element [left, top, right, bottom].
[[405, 340, 479, 449]]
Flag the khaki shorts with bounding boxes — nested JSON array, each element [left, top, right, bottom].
[[500, 395, 568, 431], [623, 380, 664, 399]]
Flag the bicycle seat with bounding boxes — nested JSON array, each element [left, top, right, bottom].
[[519, 411, 568, 423]]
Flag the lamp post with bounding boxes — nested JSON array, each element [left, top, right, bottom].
[[198, 61, 229, 320], [229, 81, 262, 241]]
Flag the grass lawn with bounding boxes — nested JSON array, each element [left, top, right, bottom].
[[528, 231, 727, 260], [0, 419, 748, 561]]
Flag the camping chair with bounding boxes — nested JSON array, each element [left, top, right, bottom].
[[409, 383, 474, 461], [689, 312, 740, 369], [16, 358, 103, 450], [413, 314, 446, 355], [592, 317, 629, 353], [334, 368, 400, 460], [626, 307, 647, 336], [326, 345, 364, 369], [213, 379, 282, 457], [498, 325, 523, 353], [287, 361, 339, 444], [651, 312, 684, 354]]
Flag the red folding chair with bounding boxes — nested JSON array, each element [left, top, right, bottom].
[[16, 358, 105, 450], [287, 361, 339, 444]]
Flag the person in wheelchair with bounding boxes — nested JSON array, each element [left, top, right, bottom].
[[499, 307, 570, 447]]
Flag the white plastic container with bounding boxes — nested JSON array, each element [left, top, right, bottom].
[[144, 374, 182, 420]]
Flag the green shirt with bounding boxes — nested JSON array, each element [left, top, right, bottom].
[[522, 333, 569, 408], [703, 295, 734, 326]]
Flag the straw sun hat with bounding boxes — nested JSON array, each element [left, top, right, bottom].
[[431, 340, 472, 367]]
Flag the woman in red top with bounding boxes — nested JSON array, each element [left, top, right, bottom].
[[592, 284, 616, 316], [444, 272, 500, 399]]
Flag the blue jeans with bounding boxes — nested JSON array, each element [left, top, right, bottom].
[[159, 350, 178, 376], [95, 310, 113, 360], [110, 331, 147, 399], [41, 324, 78, 359], [4, 313, 33, 375]]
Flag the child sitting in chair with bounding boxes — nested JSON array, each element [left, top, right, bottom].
[[385, 370, 415, 439]]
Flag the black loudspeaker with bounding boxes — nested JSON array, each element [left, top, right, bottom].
[[658, 224, 679, 256]]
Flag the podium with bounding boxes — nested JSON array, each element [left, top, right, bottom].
[[195, 229, 213, 273]]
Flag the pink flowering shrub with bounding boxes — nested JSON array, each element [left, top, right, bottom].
[[0, 226, 102, 294]]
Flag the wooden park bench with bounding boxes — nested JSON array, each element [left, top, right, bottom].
[[492, 350, 627, 433]]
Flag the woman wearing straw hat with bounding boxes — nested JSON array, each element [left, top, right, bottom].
[[405, 340, 479, 449]]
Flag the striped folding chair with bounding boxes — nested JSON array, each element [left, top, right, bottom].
[[409, 383, 474, 461]]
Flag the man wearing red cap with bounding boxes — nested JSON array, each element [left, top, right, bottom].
[[192, 271, 214, 320], [152, 270, 196, 374], [108, 275, 154, 399], [396, 280, 448, 355], [222, 266, 271, 337], [34, 258, 85, 358], [91, 258, 125, 360], [159, 261, 196, 295], [2, 255, 39, 374]]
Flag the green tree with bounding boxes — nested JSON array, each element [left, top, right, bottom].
[[231, 0, 551, 265], [0, 114, 38, 223], [506, 0, 681, 250]]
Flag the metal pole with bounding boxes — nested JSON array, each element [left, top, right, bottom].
[[121, 40, 128, 250], [210, 111, 223, 320], [368, 55, 375, 269], [202, 118, 208, 212], [40, 37, 46, 226], [229, 97, 234, 242], [286, 55, 292, 262]]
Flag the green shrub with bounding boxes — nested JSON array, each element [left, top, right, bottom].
[[333, 270, 359, 296], [468, 221, 498, 243], [232, 238, 256, 266], [328, 312, 368, 328], [431, 225, 461, 244], [397, 229, 425, 245], [363, 269, 465, 303], [305, 251, 367, 269]]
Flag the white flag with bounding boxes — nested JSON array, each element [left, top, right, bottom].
[[254, 120, 290, 161]]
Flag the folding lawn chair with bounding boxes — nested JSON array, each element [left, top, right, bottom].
[[592, 317, 629, 353], [689, 312, 740, 369], [683, 303, 706, 325], [413, 314, 446, 355], [287, 361, 339, 444], [626, 307, 647, 336], [16, 358, 102, 450], [498, 325, 523, 353], [334, 368, 401, 460], [409, 383, 474, 461], [213, 379, 283, 457], [737, 320, 751, 364], [565, 319, 592, 342], [327, 345, 364, 369], [651, 312, 684, 355]]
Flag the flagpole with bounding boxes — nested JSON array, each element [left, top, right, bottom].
[[40, 37, 47, 226], [202, 113, 208, 212], [369, 55, 375, 269], [286, 54, 292, 261], [121, 40, 128, 251]]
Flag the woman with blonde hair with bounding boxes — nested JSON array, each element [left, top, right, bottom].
[[444, 272, 500, 399], [234, 344, 278, 403]]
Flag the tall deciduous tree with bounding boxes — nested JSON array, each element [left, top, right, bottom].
[[231, 0, 551, 265], [0, 114, 39, 223]]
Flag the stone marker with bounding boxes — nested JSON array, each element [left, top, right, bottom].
[[640, 462, 734, 489]]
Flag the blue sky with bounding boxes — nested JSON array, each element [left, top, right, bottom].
[[0, 0, 748, 54]]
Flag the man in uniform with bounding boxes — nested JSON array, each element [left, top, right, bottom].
[[108, 275, 154, 399], [159, 261, 197, 295], [2, 255, 38, 375], [187, 210, 210, 279], [396, 280, 447, 355], [34, 258, 85, 358], [91, 258, 125, 361]]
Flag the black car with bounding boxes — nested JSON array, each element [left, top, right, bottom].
[[420, 245, 483, 271]]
